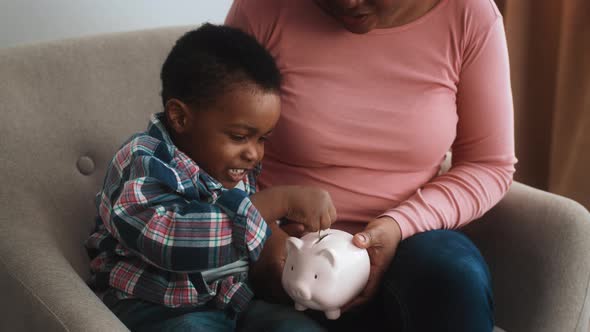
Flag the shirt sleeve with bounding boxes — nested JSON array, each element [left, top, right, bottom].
[[100, 154, 270, 273], [382, 17, 517, 239]]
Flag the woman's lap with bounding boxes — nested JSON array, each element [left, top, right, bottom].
[[384, 229, 494, 331], [310, 229, 494, 332], [378, 229, 494, 332]]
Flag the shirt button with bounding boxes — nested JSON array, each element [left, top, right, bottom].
[[77, 156, 95, 175]]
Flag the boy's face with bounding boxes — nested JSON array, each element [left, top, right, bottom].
[[166, 86, 281, 189]]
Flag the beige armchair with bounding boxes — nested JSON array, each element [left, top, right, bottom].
[[1, 26, 589, 332]]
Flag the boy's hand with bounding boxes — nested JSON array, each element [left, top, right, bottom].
[[248, 187, 336, 303], [249, 186, 336, 232], [249, 222, 293, 303], [283, 186, 336, 232]]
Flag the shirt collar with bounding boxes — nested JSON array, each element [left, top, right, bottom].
[[147, 112, 175, 146], [146, 112, 259, 196]]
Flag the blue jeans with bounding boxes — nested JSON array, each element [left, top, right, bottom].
[[310, 230, 495, 332], [105, 294, 325, 332], [107, 230, 493, 332]]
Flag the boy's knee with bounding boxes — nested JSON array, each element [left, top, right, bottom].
[[155, 311, 234, 332]]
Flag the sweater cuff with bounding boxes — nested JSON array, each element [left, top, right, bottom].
[[378, 209, 416, 241]]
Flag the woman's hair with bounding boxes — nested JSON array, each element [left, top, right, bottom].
[[160, 23, 282, 109]]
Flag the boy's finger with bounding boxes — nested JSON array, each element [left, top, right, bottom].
[[329, 205, 337, 224], [280, 223, 305, 237], [320, 212, 331, 230], [303, 218, 318, 232]]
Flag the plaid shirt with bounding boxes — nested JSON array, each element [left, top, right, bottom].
[[85, 113, 270, 314]]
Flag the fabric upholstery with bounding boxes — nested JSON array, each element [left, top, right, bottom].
[[0, 25, 589, 332], [463, 182, 590, 332], [0, 26, 192, 332]]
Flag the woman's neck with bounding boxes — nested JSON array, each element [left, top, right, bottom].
[[377, 0, 441, 29]]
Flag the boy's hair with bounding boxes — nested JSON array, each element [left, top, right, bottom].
[[160, 23, 281, 109]]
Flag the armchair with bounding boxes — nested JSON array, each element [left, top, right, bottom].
[[1, 26, 588, 332]]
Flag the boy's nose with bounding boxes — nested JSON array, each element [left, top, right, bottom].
[[242, 144, 262, 163]]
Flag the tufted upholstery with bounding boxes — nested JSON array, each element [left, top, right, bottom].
[[0, 26, 589, 332]]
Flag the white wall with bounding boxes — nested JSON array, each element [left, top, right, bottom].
[[0, 0, 234, 48]]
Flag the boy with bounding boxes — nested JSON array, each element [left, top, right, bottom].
[[86, 23, 334, 331]]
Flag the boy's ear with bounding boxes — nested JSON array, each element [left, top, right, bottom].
[[165, 98, 191, 134]]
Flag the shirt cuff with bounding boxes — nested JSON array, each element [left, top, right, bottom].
[[216, 188, 271, 262]]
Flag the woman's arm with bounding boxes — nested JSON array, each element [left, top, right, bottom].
[[348, 12, 516, 310], [382, 16, 517, 239]]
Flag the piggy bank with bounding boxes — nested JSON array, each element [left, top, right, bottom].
[[281, 229, 370, 320]]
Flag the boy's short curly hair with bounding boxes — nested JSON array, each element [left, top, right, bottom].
[[160, 23, 281, 109]]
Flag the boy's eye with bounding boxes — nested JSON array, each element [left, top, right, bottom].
[[259, 135, 270, 143], [229, 134, 247, 142]]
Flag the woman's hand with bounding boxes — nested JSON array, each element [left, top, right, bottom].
[[341, 216, 402, 311]]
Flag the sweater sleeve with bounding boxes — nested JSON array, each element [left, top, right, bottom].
[[225, 0, 255, 35], [225, 0, 281, 47], [382, 17, 517, 239]]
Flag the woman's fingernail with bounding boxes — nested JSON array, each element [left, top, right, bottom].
[[357, 234, 367, 243]]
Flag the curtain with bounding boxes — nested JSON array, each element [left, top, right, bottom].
[[497, 0, 590, 209]]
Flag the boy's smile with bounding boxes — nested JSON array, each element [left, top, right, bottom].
[[166, 85, 281, 189]]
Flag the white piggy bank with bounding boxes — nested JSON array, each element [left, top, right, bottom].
[[281, 229, 370, 320]]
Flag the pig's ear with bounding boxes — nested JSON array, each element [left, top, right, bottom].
[[285, 237, 304, 256], [317, 248, 337, 268]]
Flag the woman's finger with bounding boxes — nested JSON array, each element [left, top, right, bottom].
[[341, 265, 384, 312]]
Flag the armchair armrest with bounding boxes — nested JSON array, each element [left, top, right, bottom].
[[0, 216, 128, 332], [463, 181, 590, 332]]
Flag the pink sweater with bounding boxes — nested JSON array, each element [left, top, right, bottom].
[[226, 0, 517, 239]]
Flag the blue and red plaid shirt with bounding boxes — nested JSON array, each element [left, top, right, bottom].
[[85, 113, 270, 314]]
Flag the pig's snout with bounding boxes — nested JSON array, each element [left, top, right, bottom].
[[290, 282, 312, 301]]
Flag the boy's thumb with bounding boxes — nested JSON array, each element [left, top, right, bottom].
[[280, 222, 305, 238]]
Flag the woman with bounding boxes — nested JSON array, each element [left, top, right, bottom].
[[227, 0, 516, 331]]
